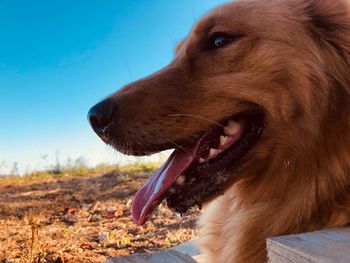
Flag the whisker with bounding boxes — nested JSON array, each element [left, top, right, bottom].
[[164, 138, 191, 154], [160, 121, 200, 130], [167, 114, 224, 128]]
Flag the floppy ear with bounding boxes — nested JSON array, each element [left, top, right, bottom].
[[303, 0, 350, 97], [302, 0, 350, 62], [304, 0, 350, 34]]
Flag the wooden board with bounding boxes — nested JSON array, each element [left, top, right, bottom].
[[267, 228, 350, 263], [105, 250, 197, 263], [172, 239, 205, 262], [105, 240, 203, 263]]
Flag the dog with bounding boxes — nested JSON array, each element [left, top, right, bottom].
[[88, 0, 350, 262]]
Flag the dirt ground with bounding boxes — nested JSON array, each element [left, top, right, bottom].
[[0, 170, 200, 263]]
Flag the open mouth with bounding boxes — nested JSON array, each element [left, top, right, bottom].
[[132, 109, 264, 225]]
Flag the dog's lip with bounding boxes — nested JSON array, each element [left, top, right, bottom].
[[113, 122, 242, 157], [131, 109, 264, 225]]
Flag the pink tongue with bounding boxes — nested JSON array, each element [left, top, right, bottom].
[[132, 145, 197, 225]]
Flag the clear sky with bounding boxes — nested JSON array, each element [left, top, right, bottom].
[[0, 0, 229, 175]]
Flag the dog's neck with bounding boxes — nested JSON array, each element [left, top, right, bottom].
[[198, 94, 350, 263]]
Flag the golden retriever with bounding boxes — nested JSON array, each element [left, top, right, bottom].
[[88, 0, 350, 262]]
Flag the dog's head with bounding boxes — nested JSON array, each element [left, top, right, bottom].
[[88, 0, 350, 224]]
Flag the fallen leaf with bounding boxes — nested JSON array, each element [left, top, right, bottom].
[[64, 208, 76, 215], [63, 214, 78, 225]]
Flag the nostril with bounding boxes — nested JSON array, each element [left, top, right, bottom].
[[88, 98, 115, 138], [89, 115, 104, 133]]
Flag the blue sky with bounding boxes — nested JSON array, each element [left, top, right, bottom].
[[0, 0, 229, 175]]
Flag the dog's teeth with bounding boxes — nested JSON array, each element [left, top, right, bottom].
[[175, 212, 182, 218], [220, 135, 229, 146], [224, 120, 240, 135], [209, 148, 217, 157], [175, 175, 186, 185], [199, 158, 205, 163]]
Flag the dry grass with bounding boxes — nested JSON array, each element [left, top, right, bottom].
[[0, 164, 199, 263]]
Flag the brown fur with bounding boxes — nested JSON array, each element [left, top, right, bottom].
[[106, 0, 350, 262]]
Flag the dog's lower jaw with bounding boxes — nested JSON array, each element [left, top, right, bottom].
[[196, 182, 350, 263]]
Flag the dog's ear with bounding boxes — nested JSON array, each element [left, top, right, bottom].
[[303, 0, 350, 34], [303, 0, 350, 94]]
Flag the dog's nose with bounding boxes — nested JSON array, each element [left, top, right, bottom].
[[88, 98, 114, 139]]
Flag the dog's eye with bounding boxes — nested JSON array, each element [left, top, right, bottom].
[[208, 33, 241, 50]]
